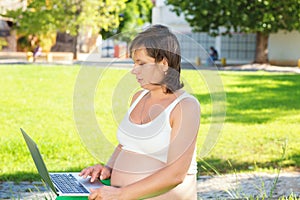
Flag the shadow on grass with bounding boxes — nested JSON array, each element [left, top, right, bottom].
[[198, 152, 300, 176], [0, 167, 84, 182], [194, 73, 300, 124]]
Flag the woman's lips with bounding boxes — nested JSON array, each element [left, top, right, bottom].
[[137, 77, 143, 83]]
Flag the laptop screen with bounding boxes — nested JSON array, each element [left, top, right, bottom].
[[20, 128, 57, 195]]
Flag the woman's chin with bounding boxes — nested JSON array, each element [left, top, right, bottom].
[[140, 83, 150, 88]]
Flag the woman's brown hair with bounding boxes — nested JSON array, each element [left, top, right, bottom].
[[129, 24, 184, 93]]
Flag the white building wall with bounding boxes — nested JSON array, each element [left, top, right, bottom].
[[152, 2, 191, 33], [152, 1, 255, 64], [153, 1, 300, 66], [269, 30, 300, 65], [152, 2, 211, 64]]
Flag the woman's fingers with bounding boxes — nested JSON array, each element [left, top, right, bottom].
[[100, 167, 111, 180], [79, 164, 103, 180], [90, 170, 100, 182], [79, 167, 92, 178], [90, 164, 103, 182]]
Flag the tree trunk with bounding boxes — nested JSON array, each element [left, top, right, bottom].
[[72, 34, 78, 60], [254, 32, 269, 63], [51, 32, 75, 52], [73, 2, 81, 60]]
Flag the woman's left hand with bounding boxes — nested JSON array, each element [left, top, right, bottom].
[[88, 186, 123, 200]]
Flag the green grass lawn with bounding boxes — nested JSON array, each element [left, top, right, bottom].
[[0, 64, 299, 182]]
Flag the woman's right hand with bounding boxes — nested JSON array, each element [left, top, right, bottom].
[[79, 164, 111, 182]]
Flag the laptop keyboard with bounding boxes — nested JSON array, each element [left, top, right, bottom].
[[50, 174, 89, 193]]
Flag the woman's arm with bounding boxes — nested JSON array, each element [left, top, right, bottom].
[[105, 90, 144, 168], [81, 90, 144, 182], [119, 97, 201, 199], [105, 144, 122, 171]]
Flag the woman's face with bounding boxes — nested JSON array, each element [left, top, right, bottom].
[[131, 48, 168, 88]]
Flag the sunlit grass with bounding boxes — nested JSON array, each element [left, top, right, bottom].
[[0, 64, 299, 181]]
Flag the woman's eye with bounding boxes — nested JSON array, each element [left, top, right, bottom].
[[133, 63, 144, 68], [134, 62, 151, 67]]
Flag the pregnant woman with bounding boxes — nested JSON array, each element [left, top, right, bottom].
[[80, 24, 201, 200]]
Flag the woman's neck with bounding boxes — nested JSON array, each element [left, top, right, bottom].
[[147, 86, 167, 99], [147, 87, 182, 101]]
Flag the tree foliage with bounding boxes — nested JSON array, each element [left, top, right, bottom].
[[101, 0, 153, 42], [3, 0, 127, 56], [166, 0, 300, 63], [3, 0, 127, 36], [166, 0, 300, 35]]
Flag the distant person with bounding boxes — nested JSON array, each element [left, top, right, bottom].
[[209, 46, 218, 61], [207, 46, 218, 66], [33, 44, 42, 62]]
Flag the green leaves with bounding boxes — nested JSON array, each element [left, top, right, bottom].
[[101, 0, 153, 42], [3, 0, 127, 37], [166, 0, 300, 35]]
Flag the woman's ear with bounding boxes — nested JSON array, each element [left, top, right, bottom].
[[161, 58, 169, 72]]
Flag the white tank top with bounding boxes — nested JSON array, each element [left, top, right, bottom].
[[117, 90, 198, 175]]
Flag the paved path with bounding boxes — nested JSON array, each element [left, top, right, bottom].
[[1, 172, 299, 199], [1, 58, 300, 74], [218, 63, 300, 74], [197, 171, 300, 199]]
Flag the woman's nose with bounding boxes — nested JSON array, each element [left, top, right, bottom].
[[131, 64, 140, 74]]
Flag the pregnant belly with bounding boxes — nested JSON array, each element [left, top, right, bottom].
[[110, 149, 166, 187]]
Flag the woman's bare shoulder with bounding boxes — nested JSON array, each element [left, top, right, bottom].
[[130, 90, 145, 106], [173, 94, 201, 118]]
